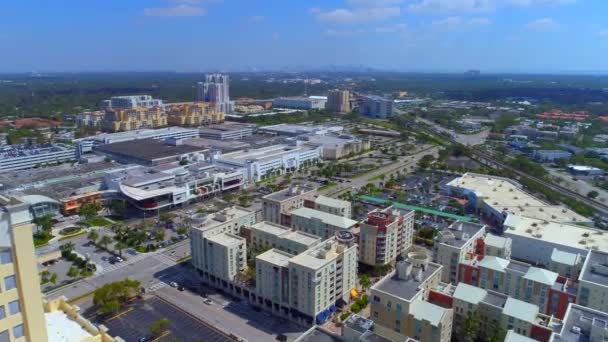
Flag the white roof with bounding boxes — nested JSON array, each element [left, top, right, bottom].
[[314, 195, 349, 209], [484, 234, 509, 248], [504, 214, 608, 253], [409, 300, 448, 327], [550, 249, 580, 266], [206, 233, 245, 247], [504, 330, 538, 342], [291, 207, 357, 229], [45, 311, 93, 342], [21, 194, 59, 205], [447, 173, 590, 224], [257, 249, 293, 267], [503, 297, 539, 323], [479, 256, 510, 272], [453, 283, 487, 304], [523, 267, 558, 286], [567, 165, 602, 172]]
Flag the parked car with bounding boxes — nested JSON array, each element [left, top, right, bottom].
[[170, 282, 178, 288], [203, 298, 213, 305]]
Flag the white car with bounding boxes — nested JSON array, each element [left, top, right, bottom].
[[203, 298, 213, 305], [170, 282, 178, 288]]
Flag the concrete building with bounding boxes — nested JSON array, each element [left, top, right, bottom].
[[484, 234, 512, 259], [104, 162, 244, 212], [290, 207, 358, 240], [446, 173, 592, 228], [502, 215, 608, 266], [75, 111, 105, 129], [302, 135, 371, 160], [262, 184, 317, 225], [0, 143, 77, 172], [433, 221, 486, 283], [548, 249, 583, 279], [196, 74, 234, 114], [310, 195, 352, 219], [100, 95, 163, 109], [247, 221, 321, 255], [213, 143, 322, 183], [532, 150, 573, 163], [255, 248, 293, 310], [360, 96, 393, 119], [165, 102, 225, 126], [357, 206, 415, 266], [190, 207, 256, 282], [326, 90, 351, 114], [552, 303, 608, 342], [273, 97, 327, 110], [577, 250, 608, 313], [288, 234, 358, 325], [101, 106, 167, 132], [94, 139, 207, 166], [370, 255, 453, 342], [258, 124, 344, 137], [198, 122, 255, 140], [75, 127, 200, 155], [566, 165, 605, 177]]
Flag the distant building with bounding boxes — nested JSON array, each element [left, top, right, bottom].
[[75, 111, 105, 129], [196, 74, 234, 114], [566, 165, 604, 177], [360, 96, 393, 119], [93, 138, 206, 166], [100, 95, 163, 109], [326, 90, 351, 113], [101, 106, 167, 132], [198, 122, 255, 140], [259, 123, 343, 136], [532, 150, 573, 163], [433, 221, 486, 283], [302, 135, 370, 160], [273, 96, 327, 110], [0, 143, 77, 172], [165, 102, 225, 126], [262, 184, 317, 225]]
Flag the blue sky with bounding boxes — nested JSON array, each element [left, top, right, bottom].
[[1, 0, 607, 73]]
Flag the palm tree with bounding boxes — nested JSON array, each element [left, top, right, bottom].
[[99, 235, 112, 250], [114, 241, 127, 258], [60, 242, 76, 252], [87, 229, 99, 245]]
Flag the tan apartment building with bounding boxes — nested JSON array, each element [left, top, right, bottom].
[[246, 221, 321, 255], [290, 207, 358, 240], [101, 106, 167, 132], [357, 206, 415, 266], [307, 195, 352, 218], [370, 253, 453, 342], [433, 221, 486, 283], [165, 102, 225, 127], [262, 184, 317, 226]]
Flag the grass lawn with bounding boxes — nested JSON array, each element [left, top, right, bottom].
[[81, 217, 113, 227], [107, 215, 126, 221], [319, 182, 337, 191], [59, 230, 87, 241], [34, 234, 54, 248]]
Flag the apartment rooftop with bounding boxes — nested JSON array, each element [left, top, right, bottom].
[[256, 248, 293, 267], [282, 230, 321, 247], [447, 173, 589, 224], [373, 257, 442, 302], [294, 326, 341, 342], [206, 232, 245, 248], [250, 221, 321, 247], [193, 207, 253, 232], [556, 304, 608, 342], [579, 250, 608, 286], [551, 249, 582, 266], [435, 221, 486, 249], [453, 283, 508, 308], [262, 184, 316, 202], [314, 195, 350, 209], [504, 215, 608, 253], [344, 314, 374, 334], [289, 238, 351, 270], [504, 330, 538, 342], [291, 207, 358, 229], [524, 267, 559, 286], [409, 300, 450, 327], [504, 297, 539, 323], [484, 234, 510, 249]]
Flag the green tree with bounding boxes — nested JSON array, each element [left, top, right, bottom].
[[154, 230, 165, 242], [87, 229, 99, 244], [99, 235, 112, 250], [150, 318, 170, 337], [108, 200, 127, 218], [359, 274, 371, 291], [50, 273, 58, 284], [60, 241, 76, 252], [93, 279, 141, 314], [79, 202, 102, 219], [67, 266, 79, 278], [587, 190, 599, 199], [463, 311, 480, 342], [114, 241, 127, 258], [32, 214, 54, 233]]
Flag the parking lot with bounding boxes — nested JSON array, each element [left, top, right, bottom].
[[102, 296, 233, 342]]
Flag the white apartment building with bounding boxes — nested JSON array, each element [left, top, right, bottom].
[[484, 234, 512, 259], [311, 195, 352, 218], [288, 234, 358, 325], [256, 249, 293, 309], [370, 254, 452, 342], [190, 207, 256, 282], [433, 221, 486, 283], [290, 207, 358, 240], [100, 95, 163, 109], [213, 143, 321, 183], [357, 206, 415, 266], [273, 97, 327, 110], [0, 144, 77, 172], [552, 304, 608, 342], [577, 250, 608, 313], [248, 221, 321, 255]]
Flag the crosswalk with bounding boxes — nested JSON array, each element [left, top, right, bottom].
[[94, 253, 150, 276], [147, 274, 186, 293]]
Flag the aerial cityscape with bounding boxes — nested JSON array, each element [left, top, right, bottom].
[[1, 1, 608, 342]]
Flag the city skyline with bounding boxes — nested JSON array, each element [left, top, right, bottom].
[[1, 0, 607, 73]]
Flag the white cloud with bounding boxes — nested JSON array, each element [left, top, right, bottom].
[[525, 17, 559, 31], [409, 0, 496, 13], [431, 16, 491, 30], [144, 0, 208, 17], [249, 15, 264, 23], [314, 6, 401, 24]]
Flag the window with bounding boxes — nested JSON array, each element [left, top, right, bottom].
[[0, 249, 11, 265], [8, 300, 19, 315], [3, 276, 15, 291], [0, 330, 7, 342], [12, 324, 23, 339], [0, 306, 4, 319]]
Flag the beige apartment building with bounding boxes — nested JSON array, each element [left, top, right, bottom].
[[357, 206, 415, 266], [101, 106, 167, 132], [290, 207, 358, 240], [246, 221, 321, 255], [370, 253, 453, 342], [326, 90, 351, 113], [433, 221, 486, 283], [166, 102, 225, 127], [310, 195, 352, 218], [262, 185, 317, 226], [190, 207, 257, 282]]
